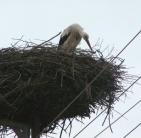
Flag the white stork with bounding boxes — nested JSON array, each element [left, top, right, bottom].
[[58, 24, 93, 53]]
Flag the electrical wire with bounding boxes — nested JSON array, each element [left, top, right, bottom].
[[93, 100, 141, 138], [123, 122, 141, 138], [41, 29, 141, 136], [73, 76, 141, 138]]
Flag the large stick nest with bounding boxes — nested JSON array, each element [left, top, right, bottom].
[[0, 39, 126, 135]]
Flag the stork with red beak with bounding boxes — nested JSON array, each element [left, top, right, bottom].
[[58, 24, 93, 53]]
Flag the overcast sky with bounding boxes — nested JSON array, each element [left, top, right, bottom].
[[0, 0, 141, 138]]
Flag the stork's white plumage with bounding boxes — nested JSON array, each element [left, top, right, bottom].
[[58, 24, 93, 53]]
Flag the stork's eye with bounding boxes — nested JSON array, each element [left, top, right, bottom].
[[83, 34, 89, 40]]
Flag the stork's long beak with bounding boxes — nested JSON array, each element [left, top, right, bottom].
[[85, 38, 93, 51]]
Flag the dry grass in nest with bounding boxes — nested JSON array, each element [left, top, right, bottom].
[[0, 38, 127, 136]]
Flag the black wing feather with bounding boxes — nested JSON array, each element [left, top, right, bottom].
[[59, 32, 71, 46]]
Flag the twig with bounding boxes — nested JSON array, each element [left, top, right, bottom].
[[94, 100, 141, 138], [40, 32, 61, 46], [59, 120, 66, 138]]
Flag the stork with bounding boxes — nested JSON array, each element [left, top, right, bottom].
[[58, 24, 93, 53]]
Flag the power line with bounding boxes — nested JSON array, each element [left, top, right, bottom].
[[118, 76, 141, 98], [123, 122, 141, 138], [73, 109, 106, 138], [93, 100, 141, 138], [73, 108, 107, 138], [42, 30, 141, 135], [73, 76, 141, 138]]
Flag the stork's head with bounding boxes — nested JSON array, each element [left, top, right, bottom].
[[82, 32, 93, 51]]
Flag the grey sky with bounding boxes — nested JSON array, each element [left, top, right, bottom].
[[0, 0, 141, 138]]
